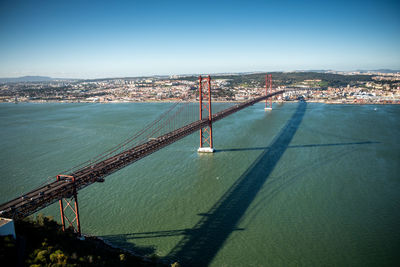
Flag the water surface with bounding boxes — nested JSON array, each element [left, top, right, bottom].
[[0, 102, 399, 266]]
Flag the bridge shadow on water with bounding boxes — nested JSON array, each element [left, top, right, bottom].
[[214, 141, 380, 153], [165, 101, 308, 265], [101, 101, 380, 266]]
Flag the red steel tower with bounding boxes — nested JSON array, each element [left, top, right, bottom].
[[57, 175, 81, 236], [198, 75, 214, 153], [265, 74, 273, 110]]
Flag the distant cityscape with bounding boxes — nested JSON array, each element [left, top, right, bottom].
[[1, 70, 399, 104]]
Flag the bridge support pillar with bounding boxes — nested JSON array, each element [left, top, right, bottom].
[[198, 75, 214, 153], [265, 74, 273, 111], [57, 175, 81, 237]]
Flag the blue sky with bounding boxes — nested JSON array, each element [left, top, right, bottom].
[[0, 0, 399, 78]]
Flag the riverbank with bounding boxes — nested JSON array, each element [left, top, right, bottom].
[[0, 215, 168, 266], [1, 99, 399, 104]]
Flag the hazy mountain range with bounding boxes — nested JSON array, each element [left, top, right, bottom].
[[0, 76, 55, 83], [0, 69, 399, 83]]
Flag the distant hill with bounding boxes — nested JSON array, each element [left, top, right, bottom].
[[294, 69, 331, 73], [369, 69, 400, 73], [173, 71, 375, 88], [0, 76, 53, 83], [355, 69, 400, 74]]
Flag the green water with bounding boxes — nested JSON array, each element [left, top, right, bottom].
[[1, 102, 399, 266]]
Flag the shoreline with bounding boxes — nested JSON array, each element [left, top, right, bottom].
[[89, 234, 170, 265], [5, 216, 169, 266], [1, 100, 399, 105]]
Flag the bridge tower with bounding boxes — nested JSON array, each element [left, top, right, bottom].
[[265, 74, 273, 111], [197, 75, 214, 153], [57, 175, 81, 236]]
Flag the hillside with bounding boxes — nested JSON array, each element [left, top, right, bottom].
[[0, 215, 168, 266]]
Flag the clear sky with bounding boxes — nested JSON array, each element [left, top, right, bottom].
[[0, 0, 399, 78]]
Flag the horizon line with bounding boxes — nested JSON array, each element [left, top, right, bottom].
[[1, 68, 400, 81]]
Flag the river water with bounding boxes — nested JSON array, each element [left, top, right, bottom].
[[0, 102, 399, 266]]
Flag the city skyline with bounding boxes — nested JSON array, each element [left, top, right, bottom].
[[0, 0, 399, 78]]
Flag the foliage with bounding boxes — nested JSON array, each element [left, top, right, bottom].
[[173, 72, 374, 88], [0, 235, 17, 265], [0, 214, 165, 266]]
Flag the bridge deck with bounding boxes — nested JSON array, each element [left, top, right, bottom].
[[0, 91, 283, 219]]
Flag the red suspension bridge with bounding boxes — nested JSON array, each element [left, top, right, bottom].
[[0, 75, 284, 235]]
